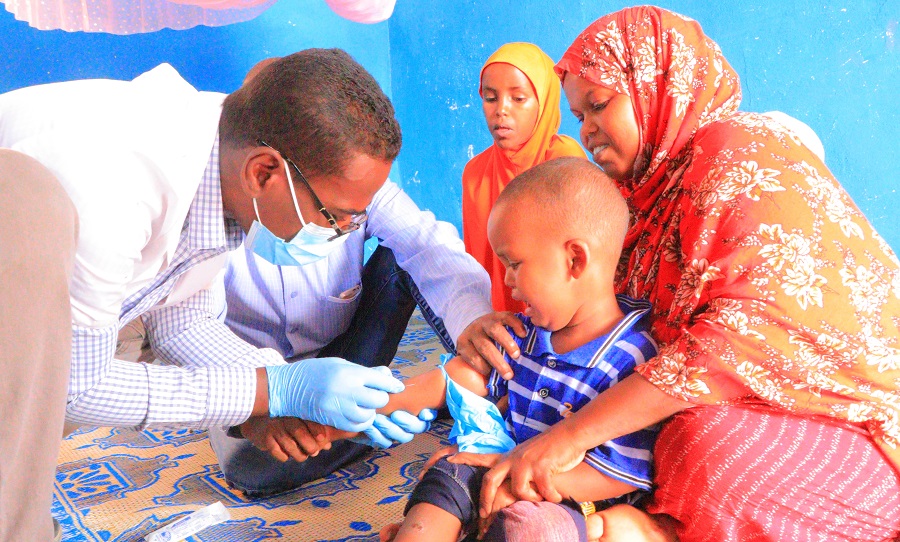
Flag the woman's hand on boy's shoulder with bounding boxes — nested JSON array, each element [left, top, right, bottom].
[[457, 311, 527, 379]]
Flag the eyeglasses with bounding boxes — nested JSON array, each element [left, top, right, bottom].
[[257, 139, 367, 241]]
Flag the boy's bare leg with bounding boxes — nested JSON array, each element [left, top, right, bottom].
[[386, 502, 463, 542], [585, 505, 679, 542]]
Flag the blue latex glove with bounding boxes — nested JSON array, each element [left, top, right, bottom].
[[266, 358, 404, 433], [353, 408, 438, 449]]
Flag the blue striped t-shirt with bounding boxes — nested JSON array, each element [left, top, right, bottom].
[[486, 295, 660, 493]]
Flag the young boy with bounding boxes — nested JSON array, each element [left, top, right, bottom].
[[331, 157, 658, 541]]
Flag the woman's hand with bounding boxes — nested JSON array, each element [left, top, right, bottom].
[[476, 478, 517, 539], [456, 311, 527, 379], [477, 425, 586, 513]]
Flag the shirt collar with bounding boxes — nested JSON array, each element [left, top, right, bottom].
[[521, 295, 652, 368], [185, 134, 243, 252]]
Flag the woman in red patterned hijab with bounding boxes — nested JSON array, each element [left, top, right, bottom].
[[473, 6, 900, 541]]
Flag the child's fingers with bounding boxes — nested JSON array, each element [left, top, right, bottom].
[[420, 445, 458, 478], [446, 451, 501, 468]]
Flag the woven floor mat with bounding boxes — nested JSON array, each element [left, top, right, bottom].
[[53, 312, 452, 542]]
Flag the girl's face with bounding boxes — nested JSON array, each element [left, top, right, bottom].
[[562, 74, 640, 182], [481, 63, 540, 151]]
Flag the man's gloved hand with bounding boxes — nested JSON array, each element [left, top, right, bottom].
[[353, 408, 438, 449], [266, 358, 404, 433]]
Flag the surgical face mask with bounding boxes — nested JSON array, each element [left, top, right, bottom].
[[245, 159, 353, 266]]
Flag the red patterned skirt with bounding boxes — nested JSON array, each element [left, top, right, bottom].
[[647, 404, 900, 542]]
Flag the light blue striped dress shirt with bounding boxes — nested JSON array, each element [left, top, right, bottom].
[[222, 179, 493, 360]]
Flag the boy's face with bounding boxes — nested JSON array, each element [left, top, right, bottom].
[[488, 202, 577, 331], [480, 62, 540, 151]]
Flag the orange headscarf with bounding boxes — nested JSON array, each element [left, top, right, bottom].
[[557, 6, 900, 472], [462, 42, 586, 313]]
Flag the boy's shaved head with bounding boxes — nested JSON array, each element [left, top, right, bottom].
[[492, 157, 630, 260]]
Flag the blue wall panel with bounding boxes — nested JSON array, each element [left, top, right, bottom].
[[387, 1, 900, 249]]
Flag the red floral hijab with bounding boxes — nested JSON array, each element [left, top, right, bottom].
[[556, 6, 900, 473]]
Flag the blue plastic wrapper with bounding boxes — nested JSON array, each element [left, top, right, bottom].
[[439, 353, 516, 454]]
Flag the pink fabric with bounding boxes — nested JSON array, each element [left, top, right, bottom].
[[649, 404, 900, 542], [482, 501, 580, 542], [1, 0, 275, 34], [324, 0, 394, 23]]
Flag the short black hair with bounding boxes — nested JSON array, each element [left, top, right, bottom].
[[220, 48, 401, 178], [495, 157, 630, 262]]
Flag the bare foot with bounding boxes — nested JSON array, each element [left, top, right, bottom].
[[585, 505, 679, 542], [379, 522, 401, 542]]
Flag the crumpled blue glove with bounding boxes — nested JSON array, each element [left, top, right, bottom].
[[266, 358, 404, 433], [352, 407, 438, 449], [440, 354, 516, 454]]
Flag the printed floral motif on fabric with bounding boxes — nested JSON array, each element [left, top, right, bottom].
[[555, 6, 900, 470]]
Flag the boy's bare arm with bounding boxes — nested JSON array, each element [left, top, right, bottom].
[[325, 356, 490, 441]]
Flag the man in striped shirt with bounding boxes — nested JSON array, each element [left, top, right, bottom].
[[0, 50, 452, 541]]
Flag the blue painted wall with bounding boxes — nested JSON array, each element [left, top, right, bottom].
[[387, 0, 900, 250], [1, 0, 898, 249]]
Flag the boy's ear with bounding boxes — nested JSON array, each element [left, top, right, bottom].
[[565, 239, 590, 278], [240, 146, 283, 198]]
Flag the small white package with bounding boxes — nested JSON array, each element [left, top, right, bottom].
[[144, 501, 230, 542]]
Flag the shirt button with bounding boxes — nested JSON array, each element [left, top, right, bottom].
[[290, 291, 298, 299], [546, 359, 557, 369], [538, 388, 550, 398]]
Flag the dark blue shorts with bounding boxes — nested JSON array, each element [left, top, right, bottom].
[[406, 457, 587, 541]]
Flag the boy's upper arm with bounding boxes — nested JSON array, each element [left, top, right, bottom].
[[443, 355, 490, 397]]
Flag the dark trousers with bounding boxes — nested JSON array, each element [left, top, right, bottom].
[[209, 245, 454, 497]]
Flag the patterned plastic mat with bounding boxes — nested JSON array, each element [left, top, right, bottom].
[[53, 312, 451, 542]]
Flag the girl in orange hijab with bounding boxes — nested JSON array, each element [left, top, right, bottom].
[[462, 42, 585, 313]]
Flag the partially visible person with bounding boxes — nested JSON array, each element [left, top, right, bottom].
[[321, 158, 659, 542], [462, 42, 586, 313], [0, 50, 429, 541], [471, 7, 900, 541], [0, 150, 77, 542]]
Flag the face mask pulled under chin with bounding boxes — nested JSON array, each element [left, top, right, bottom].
[[245, 217, 352, 266]]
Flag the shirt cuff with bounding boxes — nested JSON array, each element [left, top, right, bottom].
[[441, 293, 493, 342]]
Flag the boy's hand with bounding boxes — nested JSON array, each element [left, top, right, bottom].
[[419, 444, 459, 479], [457, 312, 527, 379], [240, 416, 331, 463], [445, 451, 504, 469]]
